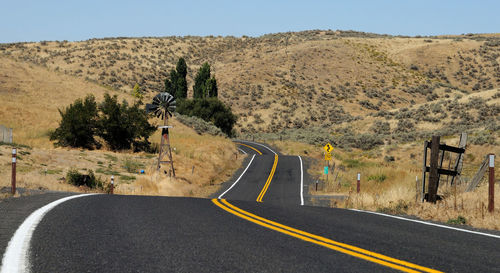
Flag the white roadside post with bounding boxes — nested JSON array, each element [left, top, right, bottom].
[[488, 154, 495, 213], [357, 173, 361, 193], [11, 148, 16, 194], [110, 175, 114, 195]]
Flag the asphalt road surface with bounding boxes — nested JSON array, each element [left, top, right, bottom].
[[1, 141, 499, 272]]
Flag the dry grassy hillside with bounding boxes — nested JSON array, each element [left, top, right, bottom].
[[0, 55, 241, 197], [1, 30, 499, 137]]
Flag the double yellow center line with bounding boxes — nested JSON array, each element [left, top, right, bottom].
[[212, 199, 442, 273], [256, 154, 278, 202], [235, 142, 278, 203], [235, 142, 262, 155]]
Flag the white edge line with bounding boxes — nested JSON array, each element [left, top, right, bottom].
[[298, 156, 304, 206], [237, 148, 247, 154], [238, 140, 277, 155], [349, 208, 500, 239], [1, 194, 97, 273], [218, 154, 256, 199]]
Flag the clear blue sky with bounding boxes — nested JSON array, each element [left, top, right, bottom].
[[1, 0, 499, 43]]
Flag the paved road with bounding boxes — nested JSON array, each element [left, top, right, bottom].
[[1, 141, 500, 272], [218, 140, 304, 206], [25, 196, 500, 272]]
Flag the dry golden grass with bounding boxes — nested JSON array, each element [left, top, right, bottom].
[[2, 31, 498, 133], [0, 56, 129, 147], [270, 138, 500, 230], [0, 56, 242, 198]]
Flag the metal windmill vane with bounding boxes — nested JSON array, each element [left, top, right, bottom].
[[146, 92, 176, 177], [146, 92, 176, 120]]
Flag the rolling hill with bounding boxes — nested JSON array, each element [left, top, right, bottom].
[[1, 30, 499, 136]]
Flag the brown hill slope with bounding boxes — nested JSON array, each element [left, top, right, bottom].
[[0, 55, 241, 197], [1, 30, 499, 135]]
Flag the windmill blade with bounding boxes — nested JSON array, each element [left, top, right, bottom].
[[145, 104, 158, 113], [148, 92, 176, 120]]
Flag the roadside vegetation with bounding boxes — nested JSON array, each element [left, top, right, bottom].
[[268, 138, 500, 230], [0, 30, 498, 231], [0, 55, 242, 198]]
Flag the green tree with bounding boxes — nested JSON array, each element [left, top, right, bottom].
[[175, 57, 188, 99], [50, 94, 99, 149], [205, 77, 218, 98], [132, 83, 143, 100], [176, 98, 236, 136], [165, 68, 178, 95], [98, 94, 156, 151], [193, 62, 211, 98]]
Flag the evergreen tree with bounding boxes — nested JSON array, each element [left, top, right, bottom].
[[164, 78, 173, 94], [193, 62, 211, 98], [50, 94, 99, 149], [175, 58, 188, 99], [205, 77, 218, 98]]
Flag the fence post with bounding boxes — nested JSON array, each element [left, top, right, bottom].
[[488, 154, 495, 213], [357, 173, 360, 193], [428, 136, 440, 203], [11, 148, 16, 194]]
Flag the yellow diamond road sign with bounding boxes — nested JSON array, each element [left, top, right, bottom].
[[323, 143, 333, 153]]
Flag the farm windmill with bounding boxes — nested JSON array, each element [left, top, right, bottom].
[[146, 92, 176, 177]]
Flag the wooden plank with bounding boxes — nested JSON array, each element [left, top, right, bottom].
[[421, 141, 428, 202], [425, 167, 458, 176], [465, 155, 489, 192], [425, 141, 465, 154], [427, 136, 440, 203], [438, 144, 465, 154]]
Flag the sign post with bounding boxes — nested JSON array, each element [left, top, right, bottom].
[[11, 148, 16, 195], [110, 175, 114, 195], [488, 154, 495, 213], [323, 143, 333, 185]]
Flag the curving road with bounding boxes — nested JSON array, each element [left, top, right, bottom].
[[1, 141, 499, 272]]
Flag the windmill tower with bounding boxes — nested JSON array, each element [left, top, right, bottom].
[[146, 92, 176, 177]]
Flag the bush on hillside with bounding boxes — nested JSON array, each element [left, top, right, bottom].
[[51, 93, 156, 151], [174, 113, 224, 136], [98, 93, 156, 151], [66, 169, 104, 189], [176, 98, 237, 137], [50, 94, 100, 149]]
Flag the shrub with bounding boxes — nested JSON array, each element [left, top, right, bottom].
[[367, 174, 387, 182], [384, 155, 395, 162], [51, 94, 156, 151], [354, 133, 384, 150], [176, 98, 237, 136], [122, 158, 145, 173], [66, 169, 103, 189], [98, 93, 156, 151], [371, 121, 391, 135], [174, 113, 224, 136], [394, 119, 415, 133], [50, 94, 99, 149], [470, 131, 496, 145], [447, 216, 467, 225]]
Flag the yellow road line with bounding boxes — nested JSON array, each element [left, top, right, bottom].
[[235, 142, 262, 155], [212, 199, 443, 273], [256, 154, 278, 202]]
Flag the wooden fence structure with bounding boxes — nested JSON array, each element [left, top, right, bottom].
[[421, 134, 467, 203]]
